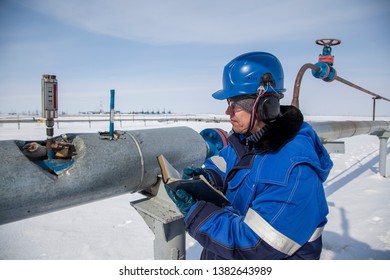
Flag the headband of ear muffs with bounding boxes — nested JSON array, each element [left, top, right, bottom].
[[256, 73, 281, 123]]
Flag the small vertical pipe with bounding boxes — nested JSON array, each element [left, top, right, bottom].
[[372, 97, 376, 121], [109, 89, 115, 138], [46, 122, 54, 160]]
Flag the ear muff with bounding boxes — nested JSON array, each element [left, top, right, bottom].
[[256, 94, 280, 122], [255, 73, 280, 122]]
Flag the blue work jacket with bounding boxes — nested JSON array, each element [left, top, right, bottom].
[[184, 108, 333, 260]]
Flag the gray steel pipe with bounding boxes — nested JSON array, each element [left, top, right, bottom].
[[310, 120, 390, 178], [1, 121, 388, 225], [310, 120, 390, 141], [0, 126, 208, 225]]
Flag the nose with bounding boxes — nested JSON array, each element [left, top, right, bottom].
[[225, 105, 234, 115]]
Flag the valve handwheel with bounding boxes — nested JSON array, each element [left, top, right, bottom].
[[316, 38, 341, 46]]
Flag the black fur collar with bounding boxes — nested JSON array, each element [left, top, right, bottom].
[[253, 105, 303, 152]]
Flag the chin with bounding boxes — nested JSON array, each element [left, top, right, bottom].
[[232, 127, 248, 135]]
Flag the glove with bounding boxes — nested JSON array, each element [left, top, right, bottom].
[[165, 185, 196, 215], [182, 166, 208, 179]]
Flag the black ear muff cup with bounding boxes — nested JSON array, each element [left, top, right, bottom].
[[257, 94, 280, 122]]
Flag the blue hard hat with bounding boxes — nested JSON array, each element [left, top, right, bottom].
[[212, 52, 286, 100]]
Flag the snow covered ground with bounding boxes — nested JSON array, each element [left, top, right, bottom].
[[0, 115, 389, 260]]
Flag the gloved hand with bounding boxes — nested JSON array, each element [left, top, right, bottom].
[[182, 166, 208, 179], [165, 185, 196, 215]]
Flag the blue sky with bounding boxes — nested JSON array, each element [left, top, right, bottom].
[[0, 0, 389, 116]]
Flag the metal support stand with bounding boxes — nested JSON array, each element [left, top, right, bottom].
[[131, 178, 186, 260], [377, 132, 390, 177]]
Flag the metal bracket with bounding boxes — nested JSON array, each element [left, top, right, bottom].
[[130, 178, 186, 260], [370, 131, 390, 138], [323, 141, 345, 154]]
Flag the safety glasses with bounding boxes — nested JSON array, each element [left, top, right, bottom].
[[226, 99, 245, 112]]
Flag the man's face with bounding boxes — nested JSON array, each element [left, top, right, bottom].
[[225, 99, 252, 134]]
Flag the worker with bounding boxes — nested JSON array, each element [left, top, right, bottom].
[[166, 52, 333, 259]]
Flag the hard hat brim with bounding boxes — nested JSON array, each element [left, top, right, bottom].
[[212, 89, 256, 100]]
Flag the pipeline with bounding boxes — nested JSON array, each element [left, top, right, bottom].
[[291, 39, 390, 119], [0, 120, 388, 226], [334, 76, 390, 102], [0, 126, 208, 225], [311, 120, 390, 178], [292, 63, 390, 109], [291, 63, 319, 108], [310, 120, 390, 142]]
